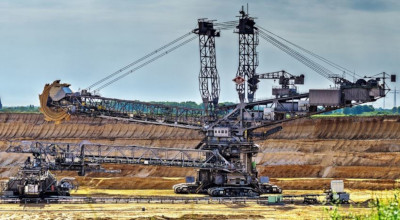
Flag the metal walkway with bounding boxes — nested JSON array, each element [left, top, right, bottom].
[[6, 141, 233, 172]]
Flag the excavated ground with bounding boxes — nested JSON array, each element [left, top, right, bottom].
[[0, 113, 399, 190]]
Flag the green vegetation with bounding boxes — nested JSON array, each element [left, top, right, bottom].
[[313, 105, 400, 118], [326, 191, 400, 219], [1, 102, 400, 117], [0, 101, 238, 114], [150, 102, 400, 117], [149, 101, 235, 109], [0, 105, 40, 113]]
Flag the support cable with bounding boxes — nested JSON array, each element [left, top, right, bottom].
[[259, 30, 334, 81], [94, 36, 198, 92], [215, 21, 239, 30], [214, 20, 238, 25], [259, 30, 332, 78], [257, 25, 362, 78], [86, 32, 194, 90]]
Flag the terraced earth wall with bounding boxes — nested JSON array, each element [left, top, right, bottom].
[[0, 113, 399, 190]]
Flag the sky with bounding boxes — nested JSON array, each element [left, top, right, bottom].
[[0, 0, 399, 107]]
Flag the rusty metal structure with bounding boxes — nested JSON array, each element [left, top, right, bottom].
[[5, 7, 393, 198]]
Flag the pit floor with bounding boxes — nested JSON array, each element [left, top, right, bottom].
[[0, 188, 393, 219]]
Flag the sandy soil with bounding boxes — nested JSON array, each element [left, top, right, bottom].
[[0, 189, 387, 219], [0, 114, 399, 218], [0, 202, 366, 219], [59, 174, 400, 191], [1, 113, 400, 190]]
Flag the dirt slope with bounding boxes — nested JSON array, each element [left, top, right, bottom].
[[256, 117, 400, 179], [0, 113, 399, 190]]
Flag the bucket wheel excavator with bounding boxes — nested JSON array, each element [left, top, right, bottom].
[[9, 7, 392, 198]]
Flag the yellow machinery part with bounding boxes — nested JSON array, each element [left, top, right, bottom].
[[39, 80, 71, 124]]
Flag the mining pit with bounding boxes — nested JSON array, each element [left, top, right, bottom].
[[0, 113, 399, 191]]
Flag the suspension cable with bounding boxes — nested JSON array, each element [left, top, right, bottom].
[[258, 30, 332, 77], [94, 36, 198, 92], [214, 20, 238, 25], [215, 21, 239, 30], [259, 30, 334, 81], [86, 32, 194, 90], [257, 25, 362, 78]]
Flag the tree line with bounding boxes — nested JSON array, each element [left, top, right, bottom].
[[0, 105, 39, 113], [323, 105, 400, 116]]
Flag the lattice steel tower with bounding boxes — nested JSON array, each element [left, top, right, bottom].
[[194, 19, 220, 116], [235, 7, 259, 102]]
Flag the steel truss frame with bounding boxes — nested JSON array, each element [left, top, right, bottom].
[[194, 19, 220, 115], [63, 95, 205, 128], [7, 141, 236, 175], [235, 10, 259, 102]]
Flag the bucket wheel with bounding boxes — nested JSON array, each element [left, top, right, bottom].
[[39, 80, 71, 124]]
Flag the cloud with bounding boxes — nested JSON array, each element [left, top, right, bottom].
[[0, 0, 398, 108]]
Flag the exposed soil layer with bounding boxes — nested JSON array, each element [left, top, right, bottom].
[[54, 165, 400, 191], [0, 113, 399, 190], [262, 116, 400, 139], [0, 113, 202, 146]]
